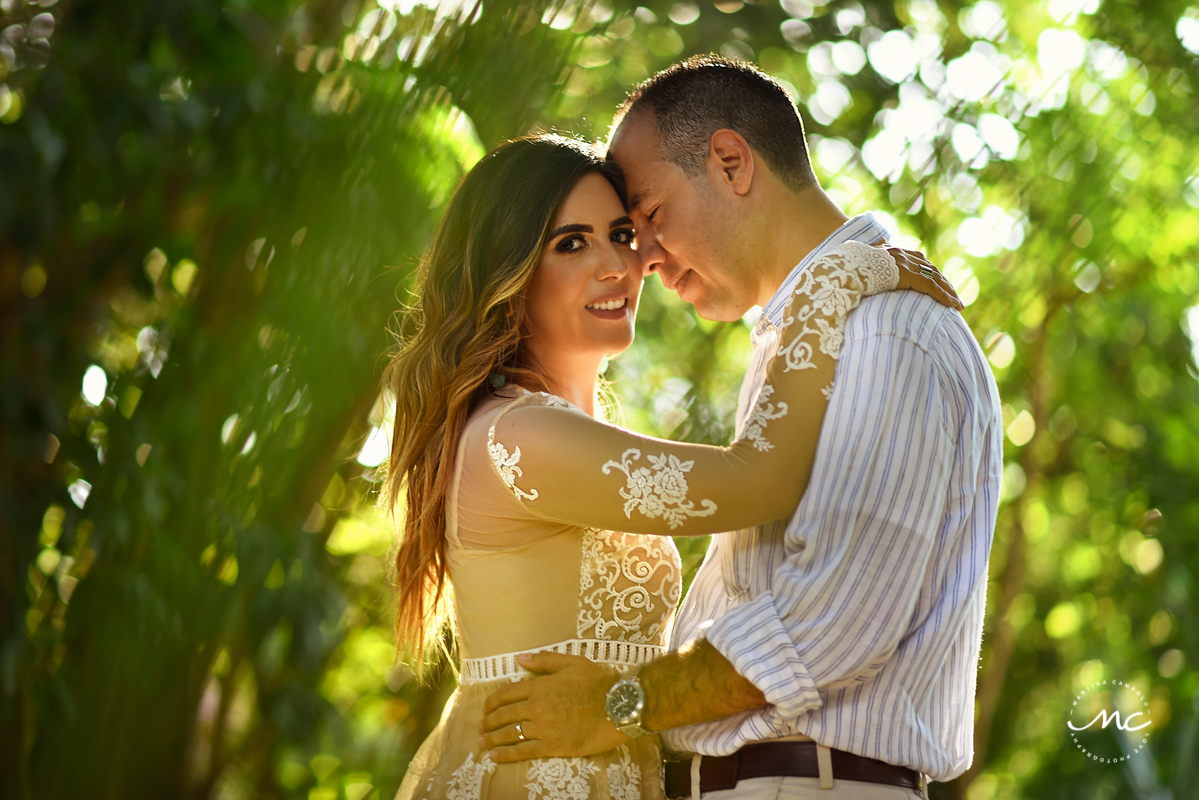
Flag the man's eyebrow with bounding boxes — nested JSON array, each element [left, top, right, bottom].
[[609, 216, 633, 228], [548, 223, 593, 238], [628, 191, 647, 210]]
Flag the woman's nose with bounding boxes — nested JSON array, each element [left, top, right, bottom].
[[597, 241, 634, 280]]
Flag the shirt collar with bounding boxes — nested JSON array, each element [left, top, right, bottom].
[[758, 212, 892, 331]]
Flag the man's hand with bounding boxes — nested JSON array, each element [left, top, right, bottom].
[[479, 652, 628, 762], [480, 640, 769, 761]]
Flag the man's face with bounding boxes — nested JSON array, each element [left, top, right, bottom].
[[607, 115, 758, 322]]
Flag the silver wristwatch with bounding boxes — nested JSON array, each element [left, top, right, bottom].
[[604, 672, 650, 738]]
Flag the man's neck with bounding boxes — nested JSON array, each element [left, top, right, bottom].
[[756, 186, 849, 307]]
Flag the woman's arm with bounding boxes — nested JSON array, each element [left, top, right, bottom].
[[486, 242, 951, 536]]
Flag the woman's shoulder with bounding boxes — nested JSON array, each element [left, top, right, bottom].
[[460, 387, 582, 465], [466, 387, 583, 430], [455, 389, 582, 550]]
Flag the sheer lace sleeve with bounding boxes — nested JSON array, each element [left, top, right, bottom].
[[486, 241, 899, 536]]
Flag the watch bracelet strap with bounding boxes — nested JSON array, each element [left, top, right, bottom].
[[618, 720, 651, 738]]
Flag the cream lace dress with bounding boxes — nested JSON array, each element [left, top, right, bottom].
[[395, 242, 901, 800]]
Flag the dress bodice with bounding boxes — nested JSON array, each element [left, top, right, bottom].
[[393, 393, 680, 800], [448, 392, 682, 663]]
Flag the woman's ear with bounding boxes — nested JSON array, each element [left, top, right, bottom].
[[708, 129, 754, 196]]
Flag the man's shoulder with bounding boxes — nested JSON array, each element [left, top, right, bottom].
[[846, 291, 967, 350], [846, 293, 994, 393]]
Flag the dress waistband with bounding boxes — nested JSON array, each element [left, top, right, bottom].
[[460, 639, 664, 685]]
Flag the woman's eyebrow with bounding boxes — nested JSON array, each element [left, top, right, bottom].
[[609, 216, 633, 228], [549, 223, 593, 238]]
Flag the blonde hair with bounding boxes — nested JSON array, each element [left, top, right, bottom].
[[381, 134, 624, 674]]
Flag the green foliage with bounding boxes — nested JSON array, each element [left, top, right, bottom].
[[1, 0, 575, 797], [2, 0, 1198, 799]]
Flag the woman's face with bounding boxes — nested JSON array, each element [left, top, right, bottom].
[[525, 172, 643, 363]]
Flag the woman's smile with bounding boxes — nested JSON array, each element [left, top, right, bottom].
[[585, 294, 630, 319]]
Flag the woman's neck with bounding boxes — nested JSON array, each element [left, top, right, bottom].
[[524, 348, 602, 417]]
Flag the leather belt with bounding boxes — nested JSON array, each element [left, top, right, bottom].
[[664, 741, 923, 798]]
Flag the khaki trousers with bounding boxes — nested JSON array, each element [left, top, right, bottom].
[[702, 776, 924, 799]]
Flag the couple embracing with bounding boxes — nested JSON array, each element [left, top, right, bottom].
[[385, 56, 1002, 800]]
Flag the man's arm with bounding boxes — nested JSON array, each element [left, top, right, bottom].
[[481, 324, 954, 757], [699, 327, 952, 722], [641, 638, 766, 730]]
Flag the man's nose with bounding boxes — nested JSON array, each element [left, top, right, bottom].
[[634, 232, 666, 274]]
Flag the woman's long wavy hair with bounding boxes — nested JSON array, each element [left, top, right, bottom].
[[382, 134, 625, 674]]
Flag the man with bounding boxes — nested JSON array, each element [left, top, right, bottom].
[[481, 56, 1002, 798]]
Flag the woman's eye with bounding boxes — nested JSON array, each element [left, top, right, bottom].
[[611, 229, 635, 245], [556, 235, 586, 253]]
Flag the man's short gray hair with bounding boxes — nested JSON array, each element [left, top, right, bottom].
[[612, 55, 817, 193]]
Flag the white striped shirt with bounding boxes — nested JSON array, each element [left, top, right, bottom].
[[663, 215, 1003, 782]]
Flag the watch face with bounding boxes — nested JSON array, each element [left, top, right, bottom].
[[606, 681, 644, 725]]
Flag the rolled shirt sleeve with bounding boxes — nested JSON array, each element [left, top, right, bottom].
[[704, 327, 953, 719]]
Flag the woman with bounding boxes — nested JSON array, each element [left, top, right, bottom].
[[384, 134, 955, 799]]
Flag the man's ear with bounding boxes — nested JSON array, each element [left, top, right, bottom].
[[708, 129, 754, 197]]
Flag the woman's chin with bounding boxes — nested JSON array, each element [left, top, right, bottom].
[[605, 331, 636, 356], [583, 337, 634, 362]]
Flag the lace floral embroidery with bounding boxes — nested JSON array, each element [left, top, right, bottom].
[[525, 757, 600, 800], [601, 449, 717, 530], [605, 747, 641, 800], [742, 384, 789, 452], [487, 426, 538, 501], [444, 752, 496, 800], [530, 391, 573, 410], [776, 243, 898, 373], [486, 392, 575, 503], [577, 529, 681, 643], [848, 242, 900, 294]]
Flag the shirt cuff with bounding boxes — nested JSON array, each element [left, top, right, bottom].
[[705, 591, 823, 719]]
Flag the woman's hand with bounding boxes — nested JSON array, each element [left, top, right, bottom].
[[879, 245, 964, 310]]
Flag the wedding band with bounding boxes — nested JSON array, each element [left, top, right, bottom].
[[919, 265, 938, 278], [515, 721, 527, 742]]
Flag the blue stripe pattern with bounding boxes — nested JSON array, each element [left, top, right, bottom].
[[663, 215, 1003, 782]]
